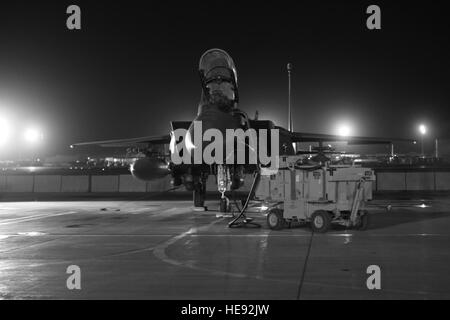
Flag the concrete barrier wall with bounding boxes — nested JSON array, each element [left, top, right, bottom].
[[146, 176, 173, 192], [0, 175, 6, 192], [4, 175, 34, 192], [406, 172, 435, 191], [91, 175, 119, 192], [376, 172, 406, 191], [61, 176, 89, 192], [34, 175, 62, 192], [436, 172, 450, 190], [119, 174, 147, 192], [0, 171, 449, 193]]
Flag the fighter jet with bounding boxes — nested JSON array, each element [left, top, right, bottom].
[[71, 48, 414, 212]]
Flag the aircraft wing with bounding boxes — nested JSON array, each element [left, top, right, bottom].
[[278, 127, 416, 145], [70, 134, 171, 148]]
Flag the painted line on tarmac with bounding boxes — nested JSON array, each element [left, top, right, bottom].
[[153, 219, 255, 279], [0, 222, 442, 298], [0, 213, 56, 224], [151, 224, 444, 297], [0, 211, 77, 226], [0, 232, 448, 237]]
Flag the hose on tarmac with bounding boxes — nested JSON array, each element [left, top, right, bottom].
[[228, 171, 261, 228]]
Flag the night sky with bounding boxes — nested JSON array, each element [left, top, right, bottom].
[[0, 1, 449, 158]]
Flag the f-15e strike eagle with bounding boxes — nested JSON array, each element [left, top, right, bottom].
[[71, 48, 413, 212]]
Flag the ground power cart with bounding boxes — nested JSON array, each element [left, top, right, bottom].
[[255, 156, 375, 232]]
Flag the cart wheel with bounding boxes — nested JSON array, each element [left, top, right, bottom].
[[310, 210, 331, 233], [267, 209, 285, 230], [355, 211, 370, 230]]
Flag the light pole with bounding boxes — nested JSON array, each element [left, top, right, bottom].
[[287, 63, 297, 153], [287, 63, 293, 132], [419, 124, 426, 157], [435, 138, 439, 159]]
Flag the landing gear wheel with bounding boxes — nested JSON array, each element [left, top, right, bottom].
[[355, 210, 370, 230], [267, 209, 285, 230], [310, 210, 332, 233], [220, 197, 229, 213], [193, 182, 205, 210]]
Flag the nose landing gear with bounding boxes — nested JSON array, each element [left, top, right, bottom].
[[217, 165, 232, 213], [219, 193, 230, 213], [191, 173, 207, 211]]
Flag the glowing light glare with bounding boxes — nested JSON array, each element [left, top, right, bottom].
[[169, 133, 176, 154], [17, 231, 47, 236], [24, 128, 43, 143], [185, 131, 196, 151], [419, 124, 427, 135], [0, 118, 11, 146], [337, 124, 352, 137]]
